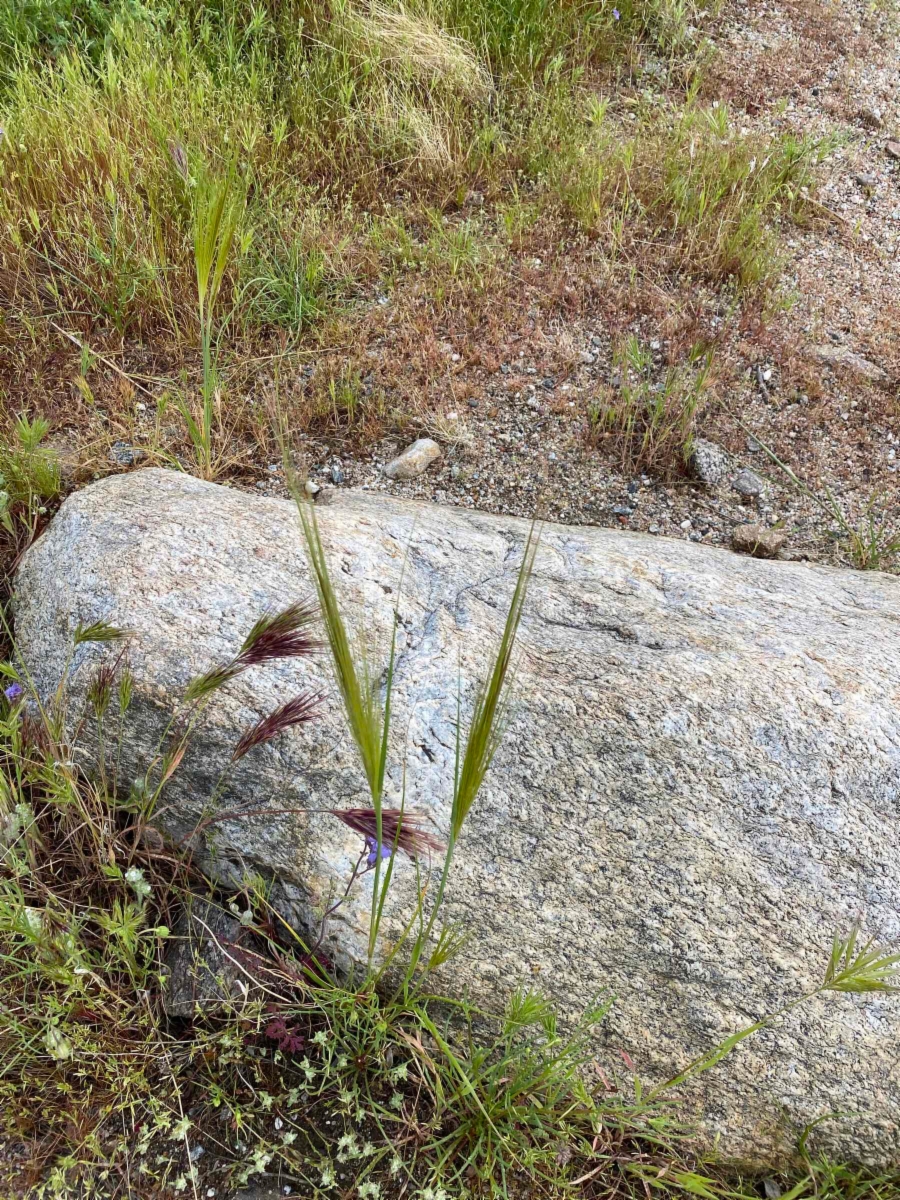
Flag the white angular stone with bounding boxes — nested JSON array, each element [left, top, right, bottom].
[[13, 470, 900, 1166]]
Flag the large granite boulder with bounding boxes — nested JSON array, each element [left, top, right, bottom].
[[13, 469, 900, 1167]]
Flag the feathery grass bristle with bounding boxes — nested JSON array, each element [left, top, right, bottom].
[[73, 620, 130, 646], [823, 924, 900, 994], [232, 691, 323, 761], [183, 662, 244, 704], [238, 599, 321, 666], [184, 600, 320, 704], [86, 661, 118, 718]]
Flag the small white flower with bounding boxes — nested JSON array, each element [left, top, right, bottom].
[[22, 907, 43, 937], [250, 1149, 272, 1172], [169, 1116, 191, 1140], [14, 802, 34, 828], [125, 866, 151, 901], [336, 1133, 360, 1162]]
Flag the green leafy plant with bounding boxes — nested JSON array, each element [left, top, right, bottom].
[[0, 412, 61, 535]]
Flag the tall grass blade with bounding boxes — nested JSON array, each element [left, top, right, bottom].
[[408, 523, 539, 979], [451, 522, 539, 842], [290, 488, 383, 798]]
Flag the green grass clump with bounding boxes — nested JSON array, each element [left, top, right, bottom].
[[0, 0, 798, 360], [588, 336, 713, 477], [559, 96, 827, 290], [0, 0, 142, 78], [0, 0, 833, 482], [0, 412, 61, 532]]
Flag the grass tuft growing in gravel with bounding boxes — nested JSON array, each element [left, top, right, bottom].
[[587, 335, 714, 476], [557, 94, 828, 291]]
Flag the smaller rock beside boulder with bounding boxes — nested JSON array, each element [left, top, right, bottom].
[[688, 438, 729, 487], [108, 441, 146, 468], [732, 522, 786, 559], [383, 438, 442, 480], [857, 106, 884, 130]]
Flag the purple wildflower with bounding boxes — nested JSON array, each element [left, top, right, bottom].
[[4, 683, 23, 702], [365, 836, 393, 868], [613, 6, 620, 17]]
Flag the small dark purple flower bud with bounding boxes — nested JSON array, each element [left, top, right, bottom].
[[4, 683, 23, 702]]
